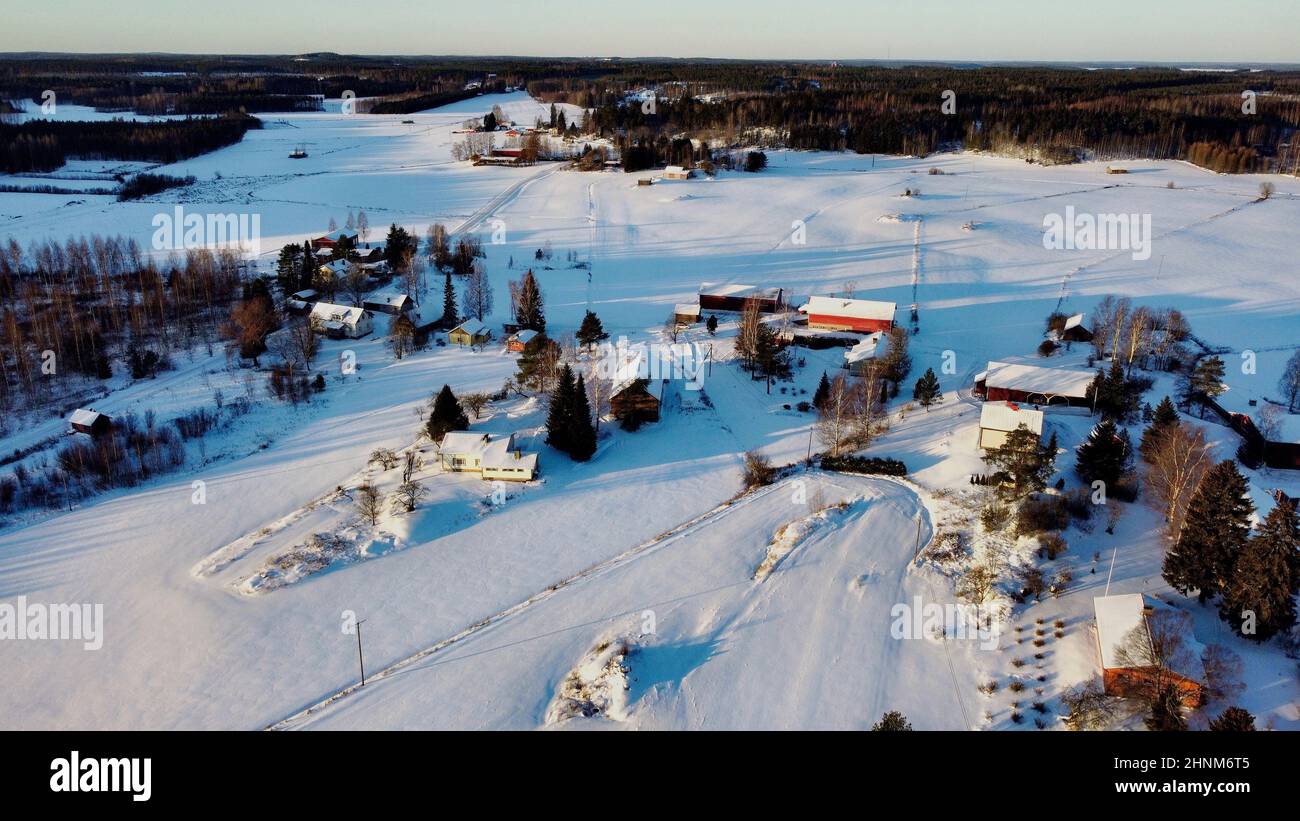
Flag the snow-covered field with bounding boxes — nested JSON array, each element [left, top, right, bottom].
[[1, 90, 1298, 730]]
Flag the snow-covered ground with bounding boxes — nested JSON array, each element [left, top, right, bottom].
[[1, 90, 1298, 730]]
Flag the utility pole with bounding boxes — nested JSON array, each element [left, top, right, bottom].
[[355, 618, 368, 686]]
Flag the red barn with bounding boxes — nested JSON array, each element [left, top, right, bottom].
[[800, 296, 896, 333]]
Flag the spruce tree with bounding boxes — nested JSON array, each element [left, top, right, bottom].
[[576, 310, 608, 349], [1145, 686, 1188, 731], [913, 367, 941, 409], [515, 269, 545, 332], [813, 371, 831, 410], [1139, 396, 1179, 463], [567, 374, 598, 461], [1208, 706, 1256, 731], [1219, 501, 1299, 640], [983, 424, 1057, 498], [1163, 460, 1254, 604], [426, 384, 469, 441], [441, 270, 457, 327], [300, 241, 317, 292], [545, 365, 576, 453], [1075, 419, 1133, 488]]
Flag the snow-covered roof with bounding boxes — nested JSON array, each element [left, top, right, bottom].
[[674, 302, 701, 316], [310, 302, 367, 327], [290, 289, 318, 300], [510, 329, 539, 344], [1064, 313, 1086, 331], [844, 332, 883, 365], [980, 401, 1044, 435], [452, 320, 490, 337], [664, 165, 686, 175], [440, 431, 490, 454], [315, 229, 357, 243], [1094, 594, 1149, 670], [363, 291, 411, 308], [801, 295, 896, 322], [698, 282, 783, 300], [482, 437, 537, 472], [979, 360, 1095, 399], [70, 408, 106, 427]]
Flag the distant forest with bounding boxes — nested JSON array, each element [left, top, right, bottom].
[[1, 55, 1297, 176]]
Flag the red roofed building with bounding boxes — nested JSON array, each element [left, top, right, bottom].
[[800, 296, 896, 333]]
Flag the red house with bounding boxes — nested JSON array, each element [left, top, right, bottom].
[[800, 296, 896, 333]]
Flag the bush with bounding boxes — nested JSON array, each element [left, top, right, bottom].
[[980, 500, 1011, 531], [1016, 496, 1069, 536], [741, 450, 776, 489], [820, 454, 907, 476], [1038, 532, 1068, 560], [118, 173, 196, 201]]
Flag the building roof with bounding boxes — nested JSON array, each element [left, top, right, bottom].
[[310, 302, 368, 327], [1064, 313, 1086, 331], [290, 289, 318, 301], [482, 436, 538, 472], [315, 229, 357, 243], [510, 329, 539, 345], [363, 291, 412, 309], [664, 165, 686, 174], [800, 295, 897, 322], [1093, 594, 1149, 670], [980, 401, 1044, 435], [674, 302, 701, 316], [844, 332, 883, 365], [70, 408, 106, 427], [440, 431, 491, 454], [976, 360, 1095, 399], [698, 282, 783, 301], [451, 320, 490, 337]]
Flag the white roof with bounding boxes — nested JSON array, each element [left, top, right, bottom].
[[980, 401, 1044, 435], [664, 165, 686, 173], [1064, 313, 1086, 330], [844, 332, 883, 365], [979, 360, 1095, 399], [440, 431, 490, 454], [317, 229, 357, 242], [452, 320, 489, 337], [70, 408, 105, 426], [511, 329, 539, 344], [674, 302, 701, 316], [310, 302, 367, 326], [364, 291, 411, 308], [1094, 594, 1149, 670], [290, 289, 318, 300], [482, 436, 537, 471], [698, 282, 782, 300], [800, 295, 896, 322]]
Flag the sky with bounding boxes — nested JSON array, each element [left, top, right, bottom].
[[2, 0, 1297, 63]]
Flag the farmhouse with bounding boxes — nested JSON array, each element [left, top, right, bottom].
[[362, 291, 413, 315], [974, 360, 1094, 407], [611, 379, 664, 425], [69, 408, 112, 436], [800, 296, 896, 333], [311, 229, 357, 249], [698, 282, 785, 313], [506, 329, 538, 352], [663, 165, 691, 180], [978, 401, 1044, 450], [1057, 313, 1094, 343], [1093, 594, 1203, 708], [673, 303, 701, 325], [309, 302, 373, 339], [842, 332, 883, 374], [449, 320, 491, 347], [439, 432, 537, 481]]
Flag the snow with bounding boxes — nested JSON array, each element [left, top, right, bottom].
[[980, 401, 1044, 435], [1093, 593, 1148, 669], [801, 295, 897, 321], [980, 360, 1097, 399], [2, 88, 1299, 730]]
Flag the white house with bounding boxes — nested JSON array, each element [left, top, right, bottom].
[[309, 302, 373, 339], [978, 401, 1044, 450], [439, 431, 537, 481]]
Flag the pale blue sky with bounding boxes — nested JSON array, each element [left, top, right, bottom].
[[3, 0, 1297, 63]]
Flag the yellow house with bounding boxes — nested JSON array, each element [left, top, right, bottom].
[[449, 320, 491, 347], [439, 431, 538, 481]]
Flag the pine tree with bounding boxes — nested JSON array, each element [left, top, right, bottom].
[[441, 270, 457, 327], [299, 241, 316, 292], [813, 371, 831, 410], [871, 711, 912, 731], [1208, 706, 1256, 731], [1139, 396, 1179, 463], [913, 367, 941, 409], [426, 384, 469, 441], [545, 365, 576, 453], [1163, 460, 1254, 604], [1075, 419, 1133, 488], [276, 244, 301, 293], [568, 373, 598, 461], [1145, 686, 1188, 731], [1219, 501, 1299, 640], [983, 424, 1057, 498], [576, 310, 608, 349]]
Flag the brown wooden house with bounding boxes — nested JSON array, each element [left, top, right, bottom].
[[69, 408, 112, 436], [611, 379, 663, 425]]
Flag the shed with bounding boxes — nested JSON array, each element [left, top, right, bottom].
[[69, 408, 112, 436], [978, 401, 1044, 450], [449, 320, 492, 347]]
